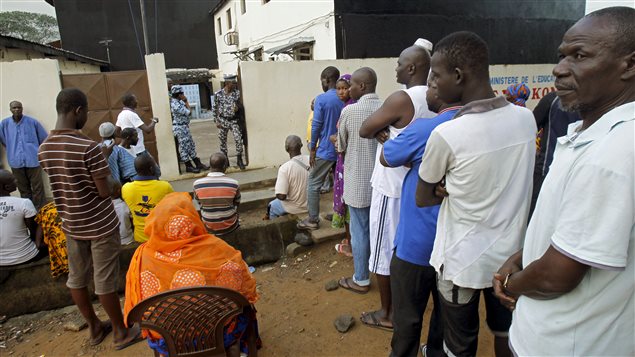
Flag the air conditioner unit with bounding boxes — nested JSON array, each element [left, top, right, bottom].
[[225, 31, 239, 46]]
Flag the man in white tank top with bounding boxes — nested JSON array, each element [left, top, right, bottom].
[[357, 40, 436, 331]]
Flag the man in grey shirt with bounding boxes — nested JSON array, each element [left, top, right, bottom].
[[336, 68, 382, 294]]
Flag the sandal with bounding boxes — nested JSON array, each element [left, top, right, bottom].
[[338, 277, 369, 294], [89, 320, 112, 346], [360, 311, 393, 331], [335, 243, 352, 257]]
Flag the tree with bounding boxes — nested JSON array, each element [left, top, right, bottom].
[[0, 11, 60, 44]]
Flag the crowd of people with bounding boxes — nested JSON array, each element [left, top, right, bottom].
[[0, 6, 633, 357]]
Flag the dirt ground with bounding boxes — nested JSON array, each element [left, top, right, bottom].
[[1, 242, 495, 357]]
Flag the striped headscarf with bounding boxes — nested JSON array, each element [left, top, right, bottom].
[[506, 83, 530, 107]]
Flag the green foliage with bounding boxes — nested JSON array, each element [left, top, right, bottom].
[[0, 11, 60, 44]]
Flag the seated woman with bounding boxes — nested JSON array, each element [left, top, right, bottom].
[[124, 192, 261, 357]]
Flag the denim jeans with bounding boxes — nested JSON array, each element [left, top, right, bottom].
[[307, 158, 334, 221], [348, 206, 371, 286], [267, 198, 288, 218]]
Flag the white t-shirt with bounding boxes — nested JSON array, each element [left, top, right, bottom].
[[419, 97, 536, 288], [113, 198, 134, 245], [0, 196, 38, 265], [275, 155, 309, 214], [370, 86, 435, 197], [116, 108, 146, 155], [510, 102, 635, 356]]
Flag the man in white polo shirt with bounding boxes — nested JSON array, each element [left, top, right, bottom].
[[115, 93, 158, 156], [493, 7, 635, 356], [416, 31, 536, 357]]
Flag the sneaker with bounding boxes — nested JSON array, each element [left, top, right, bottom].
[[297, 218, 319, 230]]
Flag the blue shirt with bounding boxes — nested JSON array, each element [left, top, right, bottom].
[[383, 108, 459, 266], [310, 89, 343, 161], [106, 145, 136, 183], [0, 115, 48, 168]]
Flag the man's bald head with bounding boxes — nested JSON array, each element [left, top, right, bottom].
[[209, 152, 229, 172], [354, 67, 377, 91], [285, 135, 303, 155], [397, 45, 432, 86], [134, 154, 157, 176]]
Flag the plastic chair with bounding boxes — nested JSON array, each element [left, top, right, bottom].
[[126, 286, 253, 357]]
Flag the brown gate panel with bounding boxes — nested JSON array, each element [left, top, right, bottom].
[[62, 74, 109, 111], [62, 71, 158, 162]]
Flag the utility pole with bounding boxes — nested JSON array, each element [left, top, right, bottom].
[[139, 0, 150, 55]]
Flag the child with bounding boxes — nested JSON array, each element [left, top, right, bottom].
[[330, 74, 355, 256], [112, 184, 134, 245]]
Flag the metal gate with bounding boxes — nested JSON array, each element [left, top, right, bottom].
[[61, 71, 158, 160]]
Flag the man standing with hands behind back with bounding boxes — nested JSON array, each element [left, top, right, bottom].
[[214, 74, 245, 170], [0, 101, 48, 209]]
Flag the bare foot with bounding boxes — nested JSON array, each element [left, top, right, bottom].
[[89, 320, 112, 346], [113, 324, 142, 350]]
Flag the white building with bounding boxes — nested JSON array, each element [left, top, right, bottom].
[[211, 0, 336, 75]]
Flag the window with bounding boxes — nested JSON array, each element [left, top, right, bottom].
[[254, 49, 263, 61], [217, 17, 222, 35], [240, 0, 246, 14], [293, 43, 313, 61], [226, 9, 232, 29]]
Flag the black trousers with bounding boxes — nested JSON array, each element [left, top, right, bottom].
[[390, 253, 443, 357]]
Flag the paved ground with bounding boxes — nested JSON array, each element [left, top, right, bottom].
[[189, 118, 245, 170]]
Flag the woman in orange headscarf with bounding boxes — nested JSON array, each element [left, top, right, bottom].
[[124, 192, 260, 356]]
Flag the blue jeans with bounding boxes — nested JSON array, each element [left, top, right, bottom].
[[267, 198, 288, 218], [307, 158, 334, 221], [348, 206, 371, 286]]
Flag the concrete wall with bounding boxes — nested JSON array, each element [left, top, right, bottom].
[[585, 0, 633, 14], [0, 59, 62, 170], [215, 0, 336, 75], [0, 47, 101, 74], [145, 54, 181, 180], [240, 59, 557, 169]]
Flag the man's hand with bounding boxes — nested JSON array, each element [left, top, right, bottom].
[[101, 141, 115, 158], [492, 252, 523, 311], [375, 129, 389, 144], [435, 178, 448, 198], [215, 121, 222, 128], [309, 148, 317, 168]]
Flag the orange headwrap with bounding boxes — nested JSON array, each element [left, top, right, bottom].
[[124, 192, 258, 330]]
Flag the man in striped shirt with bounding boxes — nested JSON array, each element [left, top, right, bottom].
[[193, 152, 241, 236], [38, 88, 140, 350]]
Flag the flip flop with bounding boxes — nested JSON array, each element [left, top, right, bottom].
[[89, 320, 112, 346], [114, 324, 144, 351], [338, 277, 369, 294], [360, 311, 393, 332], [334, 243, 353, 257]]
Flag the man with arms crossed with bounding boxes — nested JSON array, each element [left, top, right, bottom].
[[494, 7, 635, 356], [416, 32, 536, 357], [357, 40, 435, 332], [39, 88, 140, 350], [336, 68, 382, 294]]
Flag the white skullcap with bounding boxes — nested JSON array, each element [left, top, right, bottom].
[[414, 38, 433, 52]]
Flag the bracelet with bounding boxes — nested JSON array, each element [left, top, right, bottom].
[[503, 273, 512, 290]]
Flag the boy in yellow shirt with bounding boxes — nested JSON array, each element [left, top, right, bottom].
[[122, 154, 174, 243]]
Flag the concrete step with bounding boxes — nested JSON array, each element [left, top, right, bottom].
[[239, 187, 275, 212], [169, 166, 278, 194]]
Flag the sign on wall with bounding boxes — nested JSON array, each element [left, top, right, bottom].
[[489, 64, 557, 109]]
